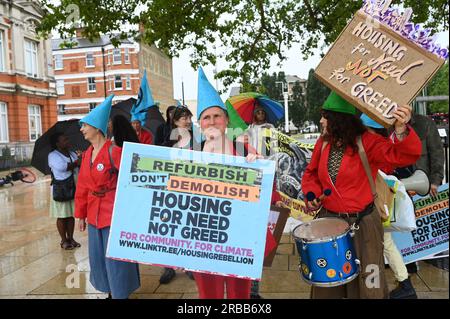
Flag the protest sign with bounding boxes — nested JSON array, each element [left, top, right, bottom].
[[392, 184, 449, 264], [107, 142, 276, 280], [315, 0, 446, 127], [263, 128, 313, 208], [246, 128, 318, 222], [264, 206, 290, 267]]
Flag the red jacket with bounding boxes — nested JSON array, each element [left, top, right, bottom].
[[229, 142, 277, 257], [74, 140, 122, 228], [138, 129, 153, 145], [302, 129, 421, 213]]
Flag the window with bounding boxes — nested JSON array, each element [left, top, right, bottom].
[[125, 75, 131, 89], [56, 79, 64, 95], [89, 103, 96, 111], [0, 31, 5, 72], [114, 75, 122, 89], [0, 102, 8, 142], [24, 39, 38, 77], [57, 104, 65, 115], [87, 77, 96, 92], [124, 48, 130, 63], [113, 48, 121, 64], [28, 105, 42, 141], [54, 54, 63, 70], [86, 53, 95, 67]]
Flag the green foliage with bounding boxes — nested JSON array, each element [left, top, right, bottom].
[[306, 69, 330, 127], [38, 0, 449, 88], [289, 81, 307, 128], [426, 62, 449, 113]]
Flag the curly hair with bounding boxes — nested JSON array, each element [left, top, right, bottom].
[[321, 109, 367, 153]]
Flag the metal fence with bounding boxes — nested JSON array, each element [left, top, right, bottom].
[[0, 142, 34, 170]]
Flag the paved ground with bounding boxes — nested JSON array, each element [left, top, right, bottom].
[[0, 168, 448, 299]]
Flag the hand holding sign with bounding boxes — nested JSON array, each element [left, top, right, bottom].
[[315, 1, 446, 128], [393, 104, 412, 136]]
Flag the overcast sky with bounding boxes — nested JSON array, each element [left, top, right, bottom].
[[173, 30, 450, 102]]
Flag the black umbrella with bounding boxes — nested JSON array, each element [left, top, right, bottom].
[[31, 119, 90, 175], [110, 98, 135, 121], [111, 98, 165, 138]]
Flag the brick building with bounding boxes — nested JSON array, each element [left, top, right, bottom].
[[0, 0, 57, 166], [53, 31, 175, 120]]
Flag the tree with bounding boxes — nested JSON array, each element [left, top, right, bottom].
[[306, 69, 330, 127], [37, 0, 449, 88], [289, 81, 307, 129], [259, 72, 285, 102], [426, 62, 449, 113]]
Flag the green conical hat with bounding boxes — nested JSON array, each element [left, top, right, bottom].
[[323, 91, 356, 115]]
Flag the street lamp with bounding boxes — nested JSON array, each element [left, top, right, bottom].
[[276, 81, 289, 133]]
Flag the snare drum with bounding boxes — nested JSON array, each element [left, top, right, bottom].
[[292, 217, 360, 287]]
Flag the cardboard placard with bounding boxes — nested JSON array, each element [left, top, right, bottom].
[[263, 206, 290, 267], [315, 10, 445, 127]]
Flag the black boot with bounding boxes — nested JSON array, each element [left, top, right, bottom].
[[406, 262, 418, 274], [389, 278, 418, 299], [159, 268, 176, 284]]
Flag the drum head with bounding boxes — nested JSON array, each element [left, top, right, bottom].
[[293, 218, 349, 241]]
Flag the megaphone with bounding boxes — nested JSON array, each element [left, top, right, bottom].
[[400, 169, 430, 196]]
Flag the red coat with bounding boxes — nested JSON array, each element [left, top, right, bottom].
[[302, 129, 421, 213], [138, 129, 153, 145], [74, 140, 122, 229]]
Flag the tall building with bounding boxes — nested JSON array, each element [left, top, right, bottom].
[[52, 32, 140, 120], [53, 30, 175, 120], [0, 0, 57, 166]]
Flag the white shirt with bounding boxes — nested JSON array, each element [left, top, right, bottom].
[[48, 150, 78, 181], [247, 123, 275, 151]]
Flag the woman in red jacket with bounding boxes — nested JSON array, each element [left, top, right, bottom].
[[192, 67, 277, 299], [302, 92, 421, 299], [75, 96, 140, 299], [131, 119, 153, 145]]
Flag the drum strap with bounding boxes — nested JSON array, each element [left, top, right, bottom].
[[325, 202, 374, 230], [354, 202, 374, 227]]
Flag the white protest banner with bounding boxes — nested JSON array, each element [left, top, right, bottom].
[[392, 184, 449, 264]]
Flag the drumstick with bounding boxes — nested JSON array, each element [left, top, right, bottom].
[[306, 189, 332, 202]]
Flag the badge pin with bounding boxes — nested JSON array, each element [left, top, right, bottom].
[[300, 263, 309, 275], [343, 262, 352, 275], [326, 269, 336, 278], [97, 163, 104, 171]]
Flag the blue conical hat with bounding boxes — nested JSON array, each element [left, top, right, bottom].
[[131, 111, 147, 125], [79, 94, 114, 135], [131, 71, 155, 125], [360, 113, 383, 129], [196, 66, 226, 120]]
